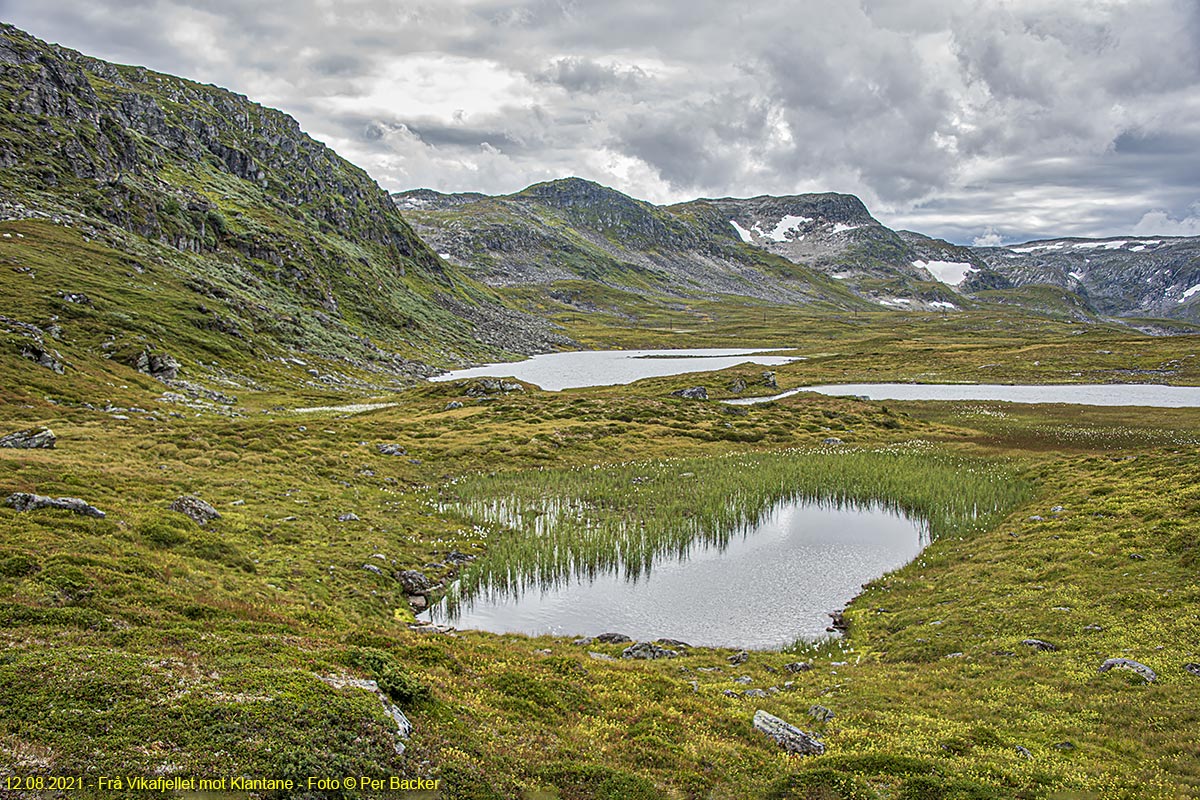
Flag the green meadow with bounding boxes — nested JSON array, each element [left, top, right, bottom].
[[2, 221, 1200, 799]]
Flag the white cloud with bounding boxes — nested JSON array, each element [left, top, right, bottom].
[[3, 0, 1200, 241], [1133, 204, 1200, 236], [972, 227, 1004, 247]]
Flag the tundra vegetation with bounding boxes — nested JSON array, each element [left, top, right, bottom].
[[3, 219, 1199, 798], [1, 21, 1199, 799]]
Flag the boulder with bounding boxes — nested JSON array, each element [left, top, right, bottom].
[[808, 704, 835, 722], [595, 632, 632, 644], [728, 377, 747, 394], [823, 437, 844, 446], [1098, 658, 1156, 683], [742, 688, 769, 698], [752, 710, 825, 755], [445, 401, 464, 410], [337, 512, 360, 522], [377, 443, 407, 456], [1021, 638, 1058, 652], [6, 492, 105, 518], [21, 344, 63, 373], [728, 650, 749, 665], [622, 642, 678, 660], [0, 428, 56, 449], [169, 495, 221, 526], [133, 349, 180, 380], [395, 570, 432, 595], [671, 386, 708, 400], [762, 371, 778, 388], [655, 638, 692, 649], [827, 610, 849, 633], [1184, 663, 1200, 677], [783, 662, 813, 673]]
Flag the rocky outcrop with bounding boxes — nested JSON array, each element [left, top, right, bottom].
[[6, 492, 105, 518], [1021, 638, 1058, 652], [132, 349, 180, 380], [622, 642, 678, 660], [752, 710, 825, 755], [671, 386, 708, 400], [168, 495, 220, 526], [594, 632, 632, 644], [1098, 658, 1156, 683], [317, 674, 413, 755], [0, 428, 56, 448], [395, 570, 432, 595]]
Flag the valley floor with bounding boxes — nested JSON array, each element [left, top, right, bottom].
[[2, 305, 1200, 799]]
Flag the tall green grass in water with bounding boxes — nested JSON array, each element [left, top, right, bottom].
[[435, 443, 1032, 616]]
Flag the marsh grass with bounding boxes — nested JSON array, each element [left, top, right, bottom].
[[437, 444, 1032, 616]]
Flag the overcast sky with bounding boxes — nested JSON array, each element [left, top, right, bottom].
[[4, 0, 1200, 244]]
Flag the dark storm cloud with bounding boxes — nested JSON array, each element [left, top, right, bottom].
[[3, 0, 1200, 242]]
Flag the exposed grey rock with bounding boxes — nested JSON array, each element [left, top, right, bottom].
[[733, 675, 753, 685], [1183, 663, 1200, 677], [0, 427, 56, 449], [572, 637, 593, 646], [808, 704, 835, 722], [827, 610, 849, 632], [588, 651, 614, 661], [723, 689, 740, 697], [1083, 624, 1104, 632], [655, 638, 692, 649], [1015, 745, 1033, 760], [823, 437, 844, 445], [1052, 741, 1075, 751], [337, 512, 360, 522], [444, 551, 476, 564], [445, 400, 463, 410], [132, 349, 180, 380], [1098, 658, 1156, 683], [728, 650, 749, 665], [168, 495, 220, 525], [742, 688, 769, 698], [318, 674, 412, 755], [1021, 638, 1058, 652], [362, 564, 383, 576], [57, 291, 91, 305], [377, 443, 407, 456], [622, 642, 678, 660], [407, 594, 427, 612], [20, 344, 63, 373], [762, 371, 778, 388], [6, 492, 105, 518], [671, 386, 708, 400], [752, 709, 825, 755], [728, 377, 747, 393], [783, 662, 813, 673], [595, 632, 632, 644], [395, 569, 432, 594]]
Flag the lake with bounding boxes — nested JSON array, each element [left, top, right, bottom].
[[726, 382, 1200, 407], [430, 347, 796, 391], [432, 348, 1200, 406], [420, 498, 927, 649]]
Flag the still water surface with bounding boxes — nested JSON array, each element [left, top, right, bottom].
[[422, 499, 926, 649], [430, 347, 796, 391], [726, 382, 1200, 407]]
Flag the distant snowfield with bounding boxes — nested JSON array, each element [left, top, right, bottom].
[[758, 214, 813, 242], [913, 259, 977, 286], [729, 220, 754, 243], [1180, 284, 1200, 303], [830, 222, 860, 234]]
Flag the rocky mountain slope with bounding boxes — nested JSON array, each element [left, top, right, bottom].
[[399, 181, 1200, 326], [0, 22, 567, 398], [973, 236, 1200, 322], [396, 180, 991, 314]]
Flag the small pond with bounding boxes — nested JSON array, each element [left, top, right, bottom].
[[420, 498, 927, 649], [430, 347, 796, 391], [725, 382, 1200, 407]]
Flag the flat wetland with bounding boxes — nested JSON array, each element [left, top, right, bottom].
[[2, 255, 1199, 799]]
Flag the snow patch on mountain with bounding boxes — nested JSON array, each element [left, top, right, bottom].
[[914, 259, 977, 286]]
